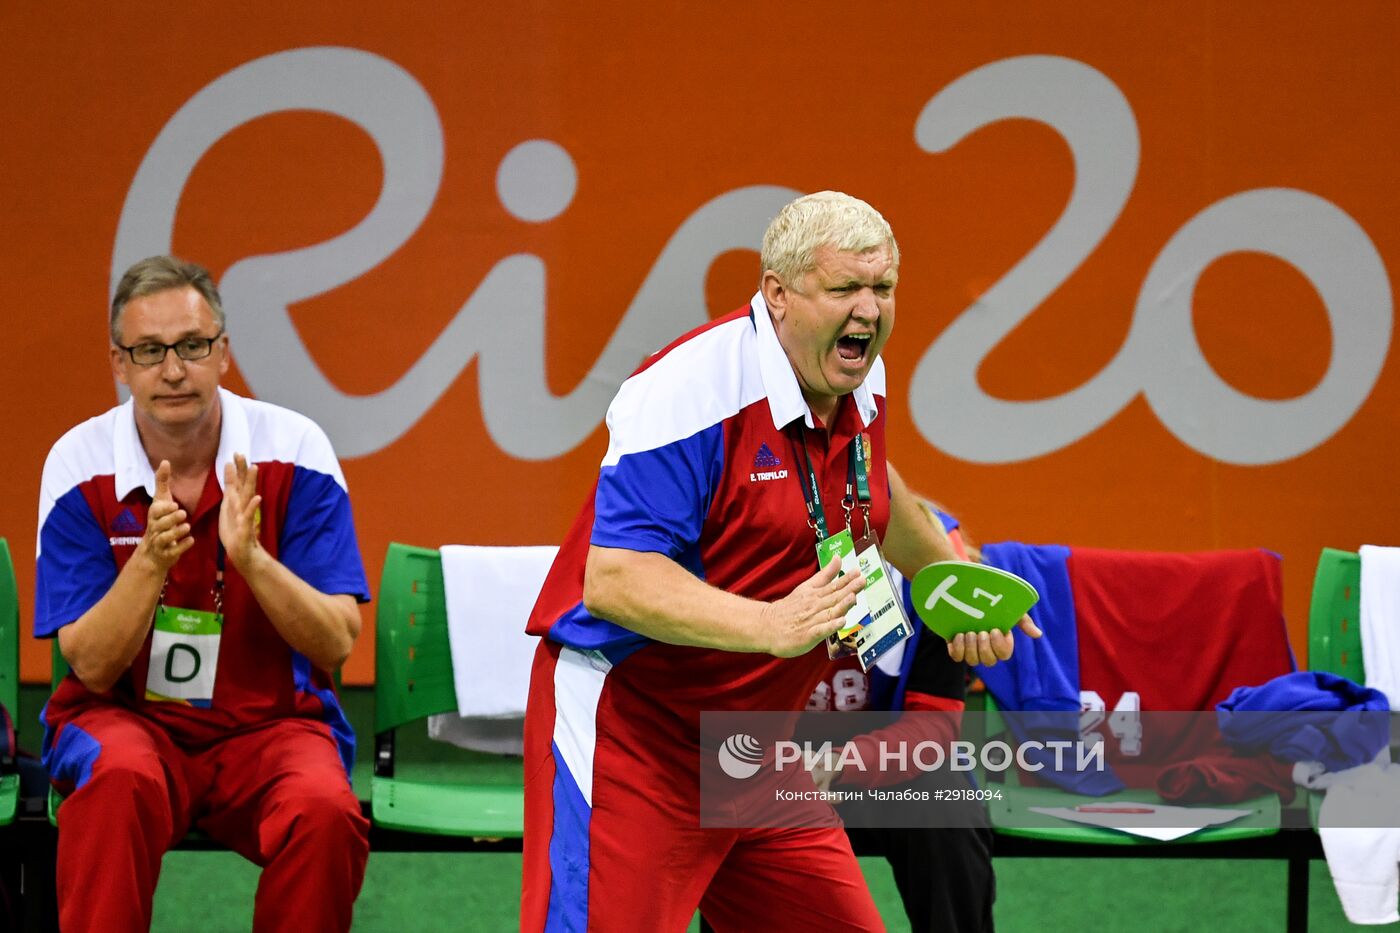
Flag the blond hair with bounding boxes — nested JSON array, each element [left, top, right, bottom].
[[760, 191, 899, 288]]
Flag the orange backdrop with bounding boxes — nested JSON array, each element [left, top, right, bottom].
[[3, 3, 1397, 684]]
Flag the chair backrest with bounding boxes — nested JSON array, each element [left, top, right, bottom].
[[375, 542, 458, 734], [1308, 547, 1364, 682], [51, 637, 69, 690], [0, 539, 18, 719], [979, 544, 1296, 793], [979, 544, 1295, 712]]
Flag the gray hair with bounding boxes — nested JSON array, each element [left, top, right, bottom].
[[110, 256, 225, 342], [760, 191, 899, 289]]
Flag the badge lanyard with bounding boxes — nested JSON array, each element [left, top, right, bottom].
[[790, 427, 911, 671], [789, 428, 872, 546], [155, 542, 225, 617], [212, 544, 225, 616]]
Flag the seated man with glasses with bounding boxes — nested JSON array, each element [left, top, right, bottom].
[[35, 256, 371, 933]]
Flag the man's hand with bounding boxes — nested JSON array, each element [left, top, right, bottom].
[[757, 558, 865, 658], [947, 613, 1043, 666], [62, 460, 189, 691], [138, 460, 194, 573], [808, 743, 847, 792], [810, 760, 839, 793], [217, 451, 359, 670], [219, 453, 264, 572]]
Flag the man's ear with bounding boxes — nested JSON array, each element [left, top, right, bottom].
[[109, 345, 129, 387], [761, 270, 787, 323]]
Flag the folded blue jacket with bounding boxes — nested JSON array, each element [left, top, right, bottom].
[[1216, 671, 1390, 773]]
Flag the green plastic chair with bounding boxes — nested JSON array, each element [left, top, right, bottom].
[[1305, 547, 1365, 828], [0, 540, 19, 826], [1307, 548, 1363, 682], [988, 546, 1376, 845], [48, 639, 68, 825], [373, 543, 525, 837], [979, 550, 1288, 846]]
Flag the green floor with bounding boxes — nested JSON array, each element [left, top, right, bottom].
[[15, 687, 1380, 931], [144, 853, 1370, 932]]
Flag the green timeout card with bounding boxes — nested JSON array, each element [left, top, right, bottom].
[[910, 561, 1039, 641]]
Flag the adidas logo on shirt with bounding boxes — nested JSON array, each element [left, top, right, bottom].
[[749, 443, 788, 483], [109, 508, 145, 545]]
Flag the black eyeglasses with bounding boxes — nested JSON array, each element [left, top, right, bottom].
[[116, 330, 225, 367]]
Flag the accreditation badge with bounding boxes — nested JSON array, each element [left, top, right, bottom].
[[145, 605, 222, 707], [816, 528, 868, 660], [848, 529, 913, 672], [815, 528, 912, 670]]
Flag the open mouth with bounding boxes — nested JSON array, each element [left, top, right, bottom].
[[836, 333, 872, 362]]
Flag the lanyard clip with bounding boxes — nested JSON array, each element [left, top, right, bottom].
[[841, 495, 856, 532]]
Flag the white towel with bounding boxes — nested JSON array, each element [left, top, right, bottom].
[[425, 544, 557, 756], [426, 714, 527, 757], [1316, 760, 1400, 925], [1360, 545, 1400, 707]]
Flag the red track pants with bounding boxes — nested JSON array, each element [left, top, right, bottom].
[[51, 705, 369, 933]]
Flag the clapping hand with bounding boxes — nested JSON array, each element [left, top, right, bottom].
[[219, 453, 264, 571], [141, 460, 194, 572]]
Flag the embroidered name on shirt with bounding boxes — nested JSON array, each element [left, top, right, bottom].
[[750, 443, 788, 482]]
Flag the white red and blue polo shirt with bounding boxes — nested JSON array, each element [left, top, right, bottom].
[[36, 388, 369, 781]]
